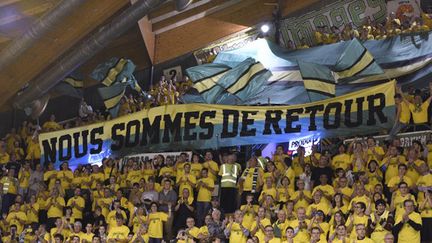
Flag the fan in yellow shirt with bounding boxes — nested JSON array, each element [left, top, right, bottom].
[[398, 84, 432, 125], [394, 199, 422, 243], [50, 218, 72, 241], [289, 207, 310, 242], [388, 164, 413, 192], [147, 202, 171, 240], [226, 211, 249, 243], [196, 168, 215, 225], [177, 163, 196, 194], [353, 224, 374, 243], [69, 221, 85, 242], [107, 214, 130, 243], [202, 151, 219, 182], [107, 200, 127, 229], [131, 224, 150, 242], [80, 223, 95, 243], [128, 206, 147, 234], [250, 207, 271, 243], [46, 188, 65, 220], [67, 188, 85, 222], [6, 202, 27, 234], [58, 162, 74, 190], [190, 154, 203, 178], [0, 142, 10, 165], [346, 202, 370, 239], [42, 114, 62, 131], [24, 195, 39, 224], [332, 144, 351, 170]]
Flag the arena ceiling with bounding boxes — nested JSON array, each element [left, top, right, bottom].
[[0, 0, 319, 111]]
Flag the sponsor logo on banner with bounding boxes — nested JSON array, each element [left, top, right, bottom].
[[288, 135, 321, 156], [39, 81, 396, 167], [281, 0, 387, 46]]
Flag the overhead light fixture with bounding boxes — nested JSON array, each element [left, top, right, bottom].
[[175, 0, 193, 11], [261, 24, 270, 33]]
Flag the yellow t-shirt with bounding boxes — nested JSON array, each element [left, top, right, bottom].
[[25, 140, 41, 160], [346, 214, 369, 238], [24, 203, 39, 223], [42, 121, 62, 131], [314, 31, 323, 45], [306, 201, 331, 216], [399, 102, 411, 124], [417, 173, 432, 201], [197, 177, 214, 202], [81, 233, 94, 242], [90, 173, 105, 189], [408, 101, 430, 124], [191, 163, 203, 178], [0, 152, 10, 164], [251, 218, 271, 243], [292, 190, 312, 210], [159, 166, 175, 178], [67, 196, 85, 220], [148, 212, 168, 239], [6, 211, 27, 233], [177, 173, 196, 194], [406, 160, 424, 184], [395, 211, 422, 243], [131, 215, 147, 233], [289, 219, 311, 242], [50, 228, 71, 241], [393, 194, 417, 218], [388, 175, 413, 188], [47, 196, 65, 218], [202, 160, 219, 181], [44, 170, 57, 190], [57, 170, 74, 189], [18, 170, 30, 189], [240, 205, 259, 230], [332, 153, 351, 170], [241, 167, 263, 191], [107, 210, 127, 228], [107, 225, 130, 241]]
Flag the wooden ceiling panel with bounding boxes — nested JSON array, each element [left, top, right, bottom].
[[0, 0, 131, 108], [153, 0, 320, 63]]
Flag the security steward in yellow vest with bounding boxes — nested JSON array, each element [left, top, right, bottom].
[[218, 153, 242, 214]]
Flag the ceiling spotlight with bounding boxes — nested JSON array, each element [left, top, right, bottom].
[[261, 24, 270, 33], [175, 0, 193, 11]]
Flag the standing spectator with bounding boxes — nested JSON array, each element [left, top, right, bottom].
[[218, 153, 241, 214], [79, 99, 94, 120], [196, 168, 215, 226], [394, 199, 422, 243], [1, 167, 18, 214], [388, 93, 411, 139], [147, 201, 171, 243], [311, 156, 333, 188]]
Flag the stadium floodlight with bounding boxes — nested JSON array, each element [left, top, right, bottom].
[[261, 24, 270, 33]]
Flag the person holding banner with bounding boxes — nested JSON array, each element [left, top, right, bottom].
[[397, 83, 432, 131]]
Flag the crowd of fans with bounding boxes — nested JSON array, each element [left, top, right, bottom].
[[288, 10, 432, 50], [0, 80, 431, 243]]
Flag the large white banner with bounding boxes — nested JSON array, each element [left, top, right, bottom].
[[386, 0, 421, 23], [281, 0, 387, 47]]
